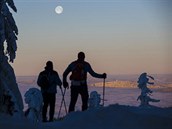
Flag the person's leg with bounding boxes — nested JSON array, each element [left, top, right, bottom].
[[80, 86, 89, 111], [49, 94, 56, 122], [42, 93, 49, 122], [69, 86, 79, 112]]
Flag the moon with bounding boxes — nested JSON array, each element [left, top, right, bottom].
[[55, 6, 63, 14]]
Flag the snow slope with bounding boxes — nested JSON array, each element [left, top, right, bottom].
[[1, 104, 172, 129]]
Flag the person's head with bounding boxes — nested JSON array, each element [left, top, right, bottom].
[[77, 51, 85, 61], [45, 61, 53, 71]]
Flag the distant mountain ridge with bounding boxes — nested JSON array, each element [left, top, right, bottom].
[[16, 74, 172, 88], [89, 74, 172, 89], [90, 80, 166, 88]]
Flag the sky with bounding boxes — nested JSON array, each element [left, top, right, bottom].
[[9, 0, 172, 76]]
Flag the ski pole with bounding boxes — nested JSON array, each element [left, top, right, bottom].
[[62, 88, 67, 114], [58, 88, 67, 119], [58, 88, 63, 119], [102, 78, 105, 106]]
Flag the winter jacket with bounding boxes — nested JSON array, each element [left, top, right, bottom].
[[63, 60, 104, 84], [37, 70, 62, 94]]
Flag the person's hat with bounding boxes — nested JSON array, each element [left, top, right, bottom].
[[45, 61, 53, 70]]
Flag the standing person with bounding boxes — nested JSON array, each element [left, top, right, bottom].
[[63, 52, 106, 112], [37, 61, 62, 122]]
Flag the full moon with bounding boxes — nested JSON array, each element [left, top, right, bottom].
[[55, 6, 63, 14]]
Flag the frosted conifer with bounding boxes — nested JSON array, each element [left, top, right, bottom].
[[0, 0, 18, 62], [0, 0, 23, 115]]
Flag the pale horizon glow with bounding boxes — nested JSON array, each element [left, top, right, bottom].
[[10, 0, 172, 76]]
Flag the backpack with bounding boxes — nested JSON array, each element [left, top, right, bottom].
[[37, 74, 49, 89], [70, 62, 86, 81]]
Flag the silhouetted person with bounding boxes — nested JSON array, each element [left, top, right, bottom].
[[63, 52, 106, 112], [37, 61, 62, 122]]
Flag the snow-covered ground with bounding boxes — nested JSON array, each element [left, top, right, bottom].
[[1, 104, 172, 129], [17, 77, 172, 117], [1, 76, 172, 129]]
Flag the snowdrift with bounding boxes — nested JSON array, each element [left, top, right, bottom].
[[1, 104, 172, 129]]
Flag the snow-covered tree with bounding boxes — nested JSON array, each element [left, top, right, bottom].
[[0, 0, 23, 115]]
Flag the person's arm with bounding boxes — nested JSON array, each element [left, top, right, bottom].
[[86, 63, 106, 78], [63, 65, 71, 82], [63, 64, 72, 88]]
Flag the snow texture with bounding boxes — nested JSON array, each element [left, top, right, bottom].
[[0, 104, 172, 129], [0, 0, 18, 62], [137, 73, 160, 106], [88, 91, 101, 109], [0, 0, 23, 116], [0, 56, 23, 115], [24, 88, 43, 123]]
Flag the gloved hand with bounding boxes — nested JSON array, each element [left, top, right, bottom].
[[63, 81, 69, 89], [102, 73, 107, 79]]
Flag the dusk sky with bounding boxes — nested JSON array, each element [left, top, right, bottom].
[[10, 0, 172, 76]]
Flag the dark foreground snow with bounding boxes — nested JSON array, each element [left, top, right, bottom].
[[1, 104, 172, 129]]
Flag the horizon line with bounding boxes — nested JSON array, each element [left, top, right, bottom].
[[16, 73, 172, 77]]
